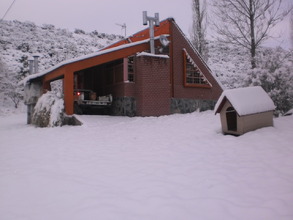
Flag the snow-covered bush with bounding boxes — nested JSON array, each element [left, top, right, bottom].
[[32, 91, 64, 127], [244, 47, 293, 115], [208, 41, 250, 89]]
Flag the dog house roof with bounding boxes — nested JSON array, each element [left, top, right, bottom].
[[214, 86, 275, 116]]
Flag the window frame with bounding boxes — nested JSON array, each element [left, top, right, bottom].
[[183, 49, 212, 88]]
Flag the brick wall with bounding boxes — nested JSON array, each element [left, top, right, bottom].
[[135, 55, 170, 116]]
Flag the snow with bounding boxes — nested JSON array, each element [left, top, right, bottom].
[[1, 111, 293, 220], [136, 51, 169, 58], [215, 86, 276, 116]]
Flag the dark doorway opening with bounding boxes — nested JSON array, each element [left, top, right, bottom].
[[226, 107, 237, 131]]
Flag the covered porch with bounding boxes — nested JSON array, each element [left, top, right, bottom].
[[41, 42, 149, 115]]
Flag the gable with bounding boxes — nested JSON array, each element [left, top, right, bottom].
[[169, 20, 223, 100]]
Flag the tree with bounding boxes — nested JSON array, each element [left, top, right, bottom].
[[191, 0, 208, 60], [18, 55, 29, 78], [213, 0, 292, 68], [0, 58, 23, 108]]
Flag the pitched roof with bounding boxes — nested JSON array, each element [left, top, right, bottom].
[[20, 37, 157, 85], [214, 86, 275, 116], [20, 19, 173, 85]]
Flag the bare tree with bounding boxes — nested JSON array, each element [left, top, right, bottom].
[[191, 0, 208, 60], [213, 0, 292, 68]]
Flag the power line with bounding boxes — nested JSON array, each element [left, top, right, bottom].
[[1, 0, 17, 22]]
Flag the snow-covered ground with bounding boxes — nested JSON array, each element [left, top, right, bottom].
[[0, 112, 293, 220]]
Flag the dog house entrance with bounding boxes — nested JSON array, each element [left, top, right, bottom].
[[226, 107, 237, 131]]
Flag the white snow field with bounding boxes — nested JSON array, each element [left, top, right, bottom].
[[0, 111, 293, 220]]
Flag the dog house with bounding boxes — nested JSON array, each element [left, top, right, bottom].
[[214, 86, 275, 135]]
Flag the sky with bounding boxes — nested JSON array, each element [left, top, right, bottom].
[[0, 0, 292, 49]]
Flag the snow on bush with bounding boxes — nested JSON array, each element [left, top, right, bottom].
[[243, 48, 293, 115], [32, 91, 64, 127]]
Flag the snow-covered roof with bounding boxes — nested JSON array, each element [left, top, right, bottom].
[[214, 86, 275, 116], [20, 37, 159, 85], [136, 52, 169, 59]]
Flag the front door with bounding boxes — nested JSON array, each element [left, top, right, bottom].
[[226, 107, 237, 131]]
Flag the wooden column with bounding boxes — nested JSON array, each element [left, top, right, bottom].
[[64, 71, 74, 115]]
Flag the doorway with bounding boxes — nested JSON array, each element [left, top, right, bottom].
[[226, 107, 237, 131]]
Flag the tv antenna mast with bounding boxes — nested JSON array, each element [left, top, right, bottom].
[[116, 23, 127, 38], [143, 11, 160, 54]]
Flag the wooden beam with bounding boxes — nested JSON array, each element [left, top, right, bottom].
[[63, 70, 74, 115]]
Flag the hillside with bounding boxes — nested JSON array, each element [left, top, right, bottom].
[[0, 20, 292, 114], [0, 20, 123, 74]]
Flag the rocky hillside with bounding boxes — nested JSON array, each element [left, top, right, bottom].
[[0, 20, 123, 75]]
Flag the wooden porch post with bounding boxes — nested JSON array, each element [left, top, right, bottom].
[[64, 71, 74, 115]]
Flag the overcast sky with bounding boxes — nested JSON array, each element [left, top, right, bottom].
[[1, 0, 292, 49]]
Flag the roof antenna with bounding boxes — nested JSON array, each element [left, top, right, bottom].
[[143, 11, 160, 54], [115, 23, 127, 38]]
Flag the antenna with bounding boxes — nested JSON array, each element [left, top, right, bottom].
[[115, 23, 127, 37], [0, 0, 17, 22], [142, 11, 160, 54]]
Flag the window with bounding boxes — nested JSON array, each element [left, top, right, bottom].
[[183, 49, 211, 88], [128, 56, 134, 82]]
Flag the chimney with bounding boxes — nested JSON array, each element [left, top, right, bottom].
[[28, 58, 34, 75], [142, 11, 160, 54], [33, 54, 39, 73]]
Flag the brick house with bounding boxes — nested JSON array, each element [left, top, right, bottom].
[[24, 18, 223, 117]]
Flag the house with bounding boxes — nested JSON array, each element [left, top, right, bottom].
[[23, 17, 223, 119], [214, 86, 275, 135]]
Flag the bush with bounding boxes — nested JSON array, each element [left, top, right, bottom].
[[32, 91, 64, 127], [244, 48, 293, 115]]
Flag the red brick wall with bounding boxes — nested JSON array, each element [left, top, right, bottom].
[[135, 55, 170, 116], [170, 21, 223, 100]]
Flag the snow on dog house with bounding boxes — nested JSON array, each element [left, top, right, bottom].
[[22, 17, 223, 119], [214, 86, 275, 135]]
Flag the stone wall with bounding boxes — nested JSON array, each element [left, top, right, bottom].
[[111, 97, 136, 117], [171, 98, 216, 114]]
